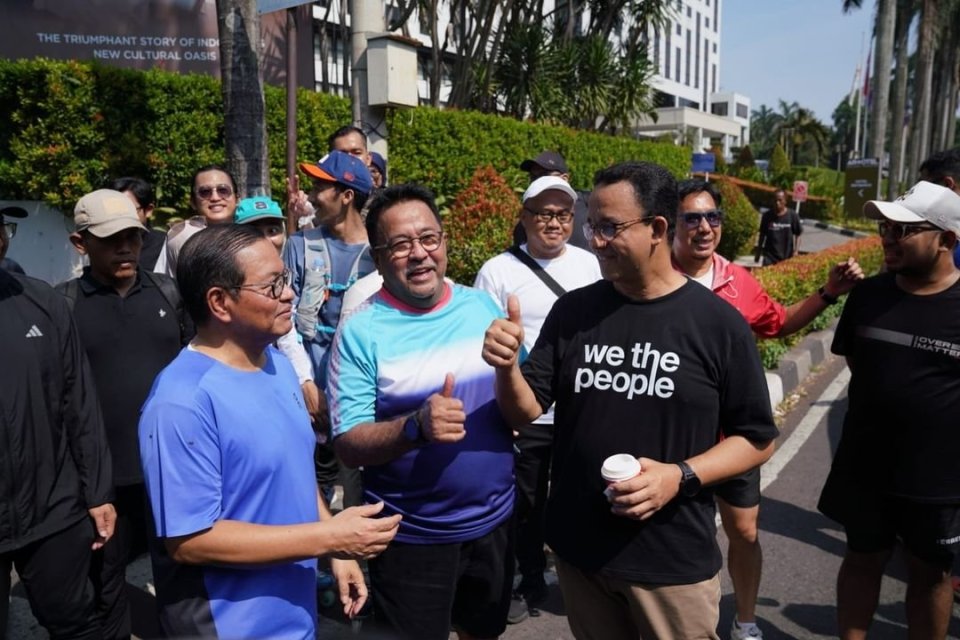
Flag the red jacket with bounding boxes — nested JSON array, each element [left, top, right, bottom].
[[709, 253, 786, 337], [676, 253, 786, 338]]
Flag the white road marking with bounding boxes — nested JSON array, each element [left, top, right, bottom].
[[759, 366, 850, 492]]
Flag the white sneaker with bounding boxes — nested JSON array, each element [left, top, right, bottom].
[[730, 620, 763, 640]]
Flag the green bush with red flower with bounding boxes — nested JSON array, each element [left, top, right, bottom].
[[753, 235, 883, 368]]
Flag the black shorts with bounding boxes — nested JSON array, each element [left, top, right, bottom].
[[714, 467, 761, 508], [368, 517, 514, 640], [819, 470, 960, 569]]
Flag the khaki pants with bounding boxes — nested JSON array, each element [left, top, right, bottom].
[[556, 556, 721, 640]]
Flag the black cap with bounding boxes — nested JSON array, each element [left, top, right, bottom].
[[520, 150, 570, 174], [0, 206, 27, 218]]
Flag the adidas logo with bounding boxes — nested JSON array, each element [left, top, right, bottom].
[[25, 325, 43, 338]]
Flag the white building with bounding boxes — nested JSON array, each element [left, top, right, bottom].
[[309, 0, 749, 154]]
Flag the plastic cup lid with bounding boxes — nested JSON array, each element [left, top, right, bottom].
[[601, 454, 641, 482]]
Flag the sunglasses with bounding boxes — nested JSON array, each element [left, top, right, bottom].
[[195, 184, 234, 200], [681, 210, 723, 229]]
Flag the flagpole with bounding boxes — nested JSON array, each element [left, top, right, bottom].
[[853, 32, 865, 159]]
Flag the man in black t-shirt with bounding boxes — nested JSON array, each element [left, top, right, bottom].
[[60, 189, 187, 640], [755, 189, 802, 266], [818, 180, 960, 639], [484, 162, 778, 639]]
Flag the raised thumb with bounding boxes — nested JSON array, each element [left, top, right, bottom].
[[507, 294, 522, 324], [441, 372, 455, 398]]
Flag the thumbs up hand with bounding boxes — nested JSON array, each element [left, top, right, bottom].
[[419, 373, 467, 443], [483, 294, 525, 369]]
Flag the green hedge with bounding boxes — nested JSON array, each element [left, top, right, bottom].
[[386, 106, 691, 197], [715, 179, 759, 260], [752, 235, 883, 369], [0, 59, 688, 218], [0, 58, 350, 214]]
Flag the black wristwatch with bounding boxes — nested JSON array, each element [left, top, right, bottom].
[[402, 410, 426, 445], [818, 286, 839, 305], [677, 461, 702, 497]]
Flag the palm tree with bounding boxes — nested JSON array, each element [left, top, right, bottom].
[[216, 0, 269, 196], [886, 0, 917, 197], [750, 104, 782, 158], [907, 0, 937, 180]]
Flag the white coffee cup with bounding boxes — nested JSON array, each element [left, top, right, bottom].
[[601, 454, 641, 500]]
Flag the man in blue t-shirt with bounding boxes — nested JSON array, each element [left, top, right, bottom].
[[327, 184, 516, 640], [139, 224, 399, 640]]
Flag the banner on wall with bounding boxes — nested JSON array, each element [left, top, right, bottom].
[[0, 1, 222, 75]]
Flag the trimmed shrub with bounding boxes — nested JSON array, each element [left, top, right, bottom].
[[752, 235, 883, 368], [0, 59, 688, 222], [770, 143, 791, 179], [386, 105, 691, 198], [715, 180, 758, 260], [443, 166, 520, 284]]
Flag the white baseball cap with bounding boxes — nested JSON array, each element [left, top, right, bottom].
[[522, 176, 577, 205], [863, 181, 960, 235]]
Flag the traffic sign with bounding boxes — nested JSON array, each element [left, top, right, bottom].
[[792, 181, 808, 203], [692, 153, 716, 174], [844, 158, 881, 217]]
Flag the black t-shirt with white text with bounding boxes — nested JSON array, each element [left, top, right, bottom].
[[758, 208, 802, 265], [521, 280, 777, 584], [831, 272, 960, 502]]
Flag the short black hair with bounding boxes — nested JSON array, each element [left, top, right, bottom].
[[594, 162, 678, 228], [919, 148, 960, 184], [190, 164, 238, 199], [177, 224, 264, 326], [365, 184, 441, 247], [327, 125, 367, 151], [677, 179, 722, 209], [109, 177, 155, 208]]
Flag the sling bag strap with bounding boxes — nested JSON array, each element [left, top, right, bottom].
[[506, 246, 567, 298]]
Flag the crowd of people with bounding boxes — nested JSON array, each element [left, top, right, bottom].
[[1, 134, 960, 640]]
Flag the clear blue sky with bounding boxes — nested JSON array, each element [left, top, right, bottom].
[[720, 0, 875, 125]]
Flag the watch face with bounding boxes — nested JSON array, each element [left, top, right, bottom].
[[403, 415, 420, 443]]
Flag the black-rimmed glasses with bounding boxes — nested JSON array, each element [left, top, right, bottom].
[[523, 208, 574, 224], [877, 220, 941, 241], [375, 231, 444, 259], [582, 217, 655, 242], [229, 269, 292, 299]]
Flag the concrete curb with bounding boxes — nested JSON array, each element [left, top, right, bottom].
[[801, 218, 869, 238], [765, 319, 839, 411]]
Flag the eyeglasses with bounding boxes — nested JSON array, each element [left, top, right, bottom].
[[229, 269, 292, 299], [195, 184, 234, 200], [877, 220, 941, 240], [523, 208, 574, 224], [2, 222, 16, 239], [681, 210, 723, 229], [375, 231, 444, 258], [582, 217, 655, 243]]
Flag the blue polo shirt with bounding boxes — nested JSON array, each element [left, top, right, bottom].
[[327, 283, 515, 544], [139, 347, 319, 640]]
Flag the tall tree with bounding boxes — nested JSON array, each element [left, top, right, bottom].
[[886, 0, 916, 198], [216, 0, 269, 196], [907, 0, 937, 181]]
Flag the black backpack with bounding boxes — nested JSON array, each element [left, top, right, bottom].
[[57, 270, 192, 344]]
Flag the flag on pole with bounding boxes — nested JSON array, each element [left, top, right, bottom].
[[863, 45, 872, 106], [848, 63, 861, 107]]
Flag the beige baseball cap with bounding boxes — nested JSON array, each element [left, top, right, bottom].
[[74, 189, 146, 238]]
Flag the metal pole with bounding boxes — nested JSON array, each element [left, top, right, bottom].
[[285, 6, 298, 234]]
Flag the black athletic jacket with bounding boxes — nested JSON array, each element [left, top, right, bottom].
[[0, 270, 113, 552]]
